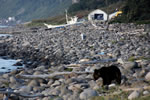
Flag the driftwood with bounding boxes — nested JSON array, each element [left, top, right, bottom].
[[66, 59, 117, 67], [79, 59, 117, 65], [121, 85, 150, 92], [0, 88, 45, 99], [17, 71, 93, 79]]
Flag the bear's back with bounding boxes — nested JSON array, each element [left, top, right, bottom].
[[99, 65, 121, 77]]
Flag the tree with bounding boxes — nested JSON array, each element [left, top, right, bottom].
[[122, 0, 150, 22]]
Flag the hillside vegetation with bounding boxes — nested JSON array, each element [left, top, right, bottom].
[[68, 0, 125, 13], [0, 0, 72, 22], [27, 0, 126, 27], [112, 0, 150, 23], [27, 0, 150, 26]]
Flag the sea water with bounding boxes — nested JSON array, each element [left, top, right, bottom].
[[0, 26, 23, 72], [0, 34, 12, 37], [0, 25, 8, 28], [0, 58, 23, 72]]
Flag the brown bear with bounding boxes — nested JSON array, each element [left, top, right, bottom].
[[93, 65, 121, 85]]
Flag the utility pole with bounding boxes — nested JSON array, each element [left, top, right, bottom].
[[106, 0, 109, 30], [65, 9, 69, 24]]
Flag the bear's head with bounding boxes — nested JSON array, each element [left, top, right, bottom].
[[93, 69, 101, 80]]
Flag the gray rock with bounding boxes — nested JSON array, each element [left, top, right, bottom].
[[42, 97, 52, 100], [143, 90, 149, 95], [19, 86, 33, 93], [145, 72, 150, 81], [10, 70, 19, 75], [9, 76, 18, 83], [128, 91, 140, 100], [51, 80, 61, 87], [9, 83, 21, 89], [139, 69, 146, 77], [74, 83, 89, 89], [54, 98, 64, 100], [79, 88, 98, 100], [2, 73, 9, 79], [63, 93, 72, 100], [64, 91, 80, 100], [28, 80, 40, 87], [22, 41, 30, 47], [88, 80, 97, 88], [93, 84, 101, 90], [42, 89, 52, 96], [60, 85, 72, 97], [48, 80, 54, 86], [35, 65, 48, 70], [33, 71, 42, 75], [123, 61, 138, 70], [108, 83, 116, 88], [13, 61, 22, 66], [51, 89, 61, 95]]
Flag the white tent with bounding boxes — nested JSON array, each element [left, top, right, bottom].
[[88, 9, 108, 21]]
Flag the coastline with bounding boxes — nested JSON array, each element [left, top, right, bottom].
[[0, 22, 150, 99]]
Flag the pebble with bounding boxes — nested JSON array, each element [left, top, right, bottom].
[[108, 83, 116, 88], [143, 90, 149, 95]]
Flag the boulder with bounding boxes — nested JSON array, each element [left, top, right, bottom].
[[22, 41, 30, 47], [19, 86, 33, 93], [122, 61, 138, 70], [3, 73, 9, 79], [9, 76, 18, 83], [128, 91, 140, 100], [143, 91, 149, 95], [28, 80, 40, 87], [51, 80, 61, 87], [145, 72, 150, 81], [13, 61, 23, 66], [108, 83, 116, 88], [79, 88, 98, 100]]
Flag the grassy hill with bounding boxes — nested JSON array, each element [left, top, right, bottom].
[[0, 0, 72, 22], [27, 0, 126, 27]]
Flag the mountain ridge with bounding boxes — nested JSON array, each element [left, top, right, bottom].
[[0, 0, 72, 22]]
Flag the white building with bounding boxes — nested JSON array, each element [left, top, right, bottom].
[[88, 9, 108, 21], [8, 17, 15, 21], [72, 0, 80, 4]]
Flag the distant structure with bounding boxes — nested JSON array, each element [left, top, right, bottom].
[[72, 0, 80, 4], [88, 9, 108, 21], [88, 9, 122, 21], [8, 17, 15, 21]]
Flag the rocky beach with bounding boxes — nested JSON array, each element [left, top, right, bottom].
[[0, 22, 150, 100]]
